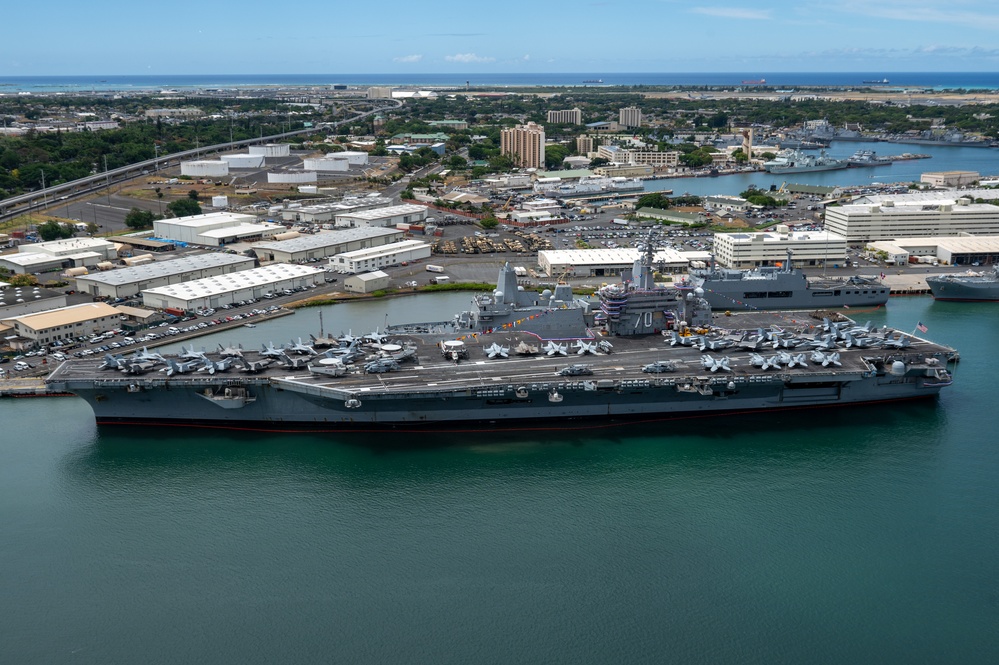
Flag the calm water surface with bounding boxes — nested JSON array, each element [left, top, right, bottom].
[[2, 295, 997, 664]]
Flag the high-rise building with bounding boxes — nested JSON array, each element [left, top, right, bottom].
[[546, 108, 583, 125], [576, 135, 594, 155], [501, 122, 546, 169], [619, 106, 642, 128], [367, 87, 393, 100]]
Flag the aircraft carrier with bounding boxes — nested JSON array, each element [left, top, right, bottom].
[[47, 247, 956, 432]]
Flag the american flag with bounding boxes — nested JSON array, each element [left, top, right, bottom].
[[916, 321, 928, 333]]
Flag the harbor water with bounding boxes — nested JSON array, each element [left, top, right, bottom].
[[2, 294, 998, 664]]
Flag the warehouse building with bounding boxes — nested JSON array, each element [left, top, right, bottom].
[[866, 235, 999, 267], [0, 237, 117, 274], [330, 240, 432, 274], [343, 270, 390, 294], [279, 197, 395, 223], [74, 253, 256, 299], [253, 227, 404, 264], [920, 171, 980, 187], [824, 198, 999, 243], [3, 302, 123, 347], [141, 264, 323, 311], [0, 284, 69, 319], [711, 228, 847, 268], [153, 212, 284, 247], [537, 248, 695, 278], [334, 204, 428, 228]]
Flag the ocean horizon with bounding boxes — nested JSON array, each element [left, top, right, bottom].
[[3, 71, 999, 92]]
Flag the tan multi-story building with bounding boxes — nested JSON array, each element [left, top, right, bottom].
[[619, 106, 642, 128], [596, 145, 680, 168], [920, 171, 980, 187], [501, 122, 546, 169], [576, 135, 594, 154], [546, 108, 582, 125], [366, 86, 394, 100]]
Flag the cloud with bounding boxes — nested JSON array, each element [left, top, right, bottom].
[[523, 54, 531, 61], [689, 6, 772, 20], [444, 53, 496, 63], [429, 33, 485, 37], [832, 0, 999, 29], [392, 54, 423, 63]]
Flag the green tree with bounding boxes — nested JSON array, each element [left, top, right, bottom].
[[544, 144, 571, 170], [479, 217, 499, 229], [636, 192, 673, 209], [167, 198, 202, 218], [588, 157, 611, 167], [187, 189, 200, 200], [125, 207, 156, 229], [38, 220, 71, 241]]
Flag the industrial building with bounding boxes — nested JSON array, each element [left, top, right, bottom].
[[252, 227, 404, 264], [866, 235, 999, 267], [153, 212, 284, 247], [329, 240, 432, 274], [74, 253, 256, 299], [4, 302, 123, 347], [823, 198, 999, 243], [180, 160, 230, 177], [537, 248, 695, 278], [711, 229, 848, 268], [334, 204, 428, 228], [0, 238, 117, 274], [343, 270, 391, 294], [920, 171, 980, 187], [141, 264, 324, 311], [0, 285, 69, 319], [278, 197, 395, 223]]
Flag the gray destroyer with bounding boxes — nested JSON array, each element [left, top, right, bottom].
[[685, 254, 890, 311], [926, 266, 999, 301], [47, 243, 953, 431]]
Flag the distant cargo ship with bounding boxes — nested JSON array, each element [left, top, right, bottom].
[[863, 78, 890, 84], [582, 79, 603, 84], [742, 78, 766, 85]]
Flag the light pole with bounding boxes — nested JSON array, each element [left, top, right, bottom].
[[153, 144, 159, 172]]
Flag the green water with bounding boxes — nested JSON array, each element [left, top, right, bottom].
[[2, 296, 997, 664]]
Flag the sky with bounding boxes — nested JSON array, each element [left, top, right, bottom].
[[3, 0, 999, 75]]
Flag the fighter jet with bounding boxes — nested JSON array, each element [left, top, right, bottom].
[[260, 341, 285, 358], [700, 355, 732, 373], [217, 343, 244, 358], [810, 350, 842, 367], [597, 340, 614, 354], [287, 338, 317, 356], [338, 330, 359, 345], [843, 333, 875, 349], [100, 353, 128, 370], [697, 336, 733, 352], [750, 353, 781, 371], [119, 359, 158, 375], [556, 364, 593, 377], [777, 352, 807, 369], [134, 347, 166, 364], [364, 328, 388, 344], [736, 332, 765, 352], [235, 357, 272, 373], [642, 360, 677, 373], [881, 334, 911, 350], [178, 344, 206, 361], [543, 341, 568, 356], [666, 331, 695, 347], [573, 340, 599, 355], [199, 356, 237, 375], [161, 358, 202, 377], [771, 334, 803, 349], [276, 354, 311, 370], [807, 334, 839, 350], [309, 333, 340, 348], [484, 343, 510, 359]]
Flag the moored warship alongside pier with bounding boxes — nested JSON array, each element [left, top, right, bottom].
[[47, 242, 955, 431]]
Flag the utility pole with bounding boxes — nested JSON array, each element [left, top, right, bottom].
[[40, 169, 47, 210]]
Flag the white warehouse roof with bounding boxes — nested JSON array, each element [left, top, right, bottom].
[[336, 204, 428, 221], [253, 227, 401, 253], [75, 253, 254, 287], [143, 264, 322, 300]]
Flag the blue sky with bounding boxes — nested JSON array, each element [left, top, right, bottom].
[[4, 0, 999, 75]]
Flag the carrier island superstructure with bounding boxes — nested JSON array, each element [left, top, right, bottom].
[[48, 246, 956, 431]]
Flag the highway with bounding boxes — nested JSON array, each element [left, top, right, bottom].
[[0, 99, 402, 223]]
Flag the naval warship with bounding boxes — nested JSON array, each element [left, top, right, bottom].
[[47, 241, 955, 431], [926, 265, 999, 301], [686, 253, 890, 311]]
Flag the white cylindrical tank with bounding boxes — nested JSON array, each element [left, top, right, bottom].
[[303, 158, 348, 172], [337, 151, 369, 165], [180, 160, 229, 177], [249, 144, 291, 157], [268, 171, 317, 184], [220, 154, 265, 168]]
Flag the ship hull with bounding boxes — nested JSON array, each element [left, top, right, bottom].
[[765, 163, 849, 174], [62, 373, 947, 432], [926, 276, 999, 301]]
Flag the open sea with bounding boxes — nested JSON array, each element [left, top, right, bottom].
[[2, 293, 998, 664], [3, 72, 999, 92]]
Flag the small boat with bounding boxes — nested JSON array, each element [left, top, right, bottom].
[[244, 323, 256, 328]]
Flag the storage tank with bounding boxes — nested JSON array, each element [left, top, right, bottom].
[[180, 160, 229, 177], [212, 195, 229, 208], [249, 144, 291, 157], [303, 158, 348, 172], [65, 266, 89, 277], [220, 154, 265, 168], [273, 231, 301, 241]]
